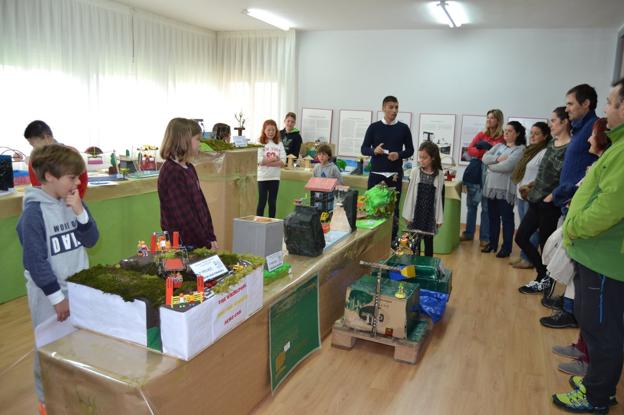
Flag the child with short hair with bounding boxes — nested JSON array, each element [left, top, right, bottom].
[[158, 117, 218, 250], [16, 144, 99, 411], [24, 120, 88, 198], [402, 141, 445, 256], [257, 119, 286, 218], [313, 144, 343, 184]]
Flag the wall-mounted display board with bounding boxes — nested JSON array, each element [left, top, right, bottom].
[[301, 108, 333, 143], [417, 113, 457, 165], [376, 111, 413, 128], [508, 116, 548, 135], [458, 114, 487, 165], [338, 110, 373, 158]]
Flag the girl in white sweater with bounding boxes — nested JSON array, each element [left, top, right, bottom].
[[257, 119, 286, 218]]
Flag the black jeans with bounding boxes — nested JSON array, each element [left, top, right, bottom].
[[257, 180, 280, 218], [367, 172, 402, 242], [487, 198, 515, 254], [514, 200, 561, 280], [414, 235, 434, 257], [574, 262, 624, 408]]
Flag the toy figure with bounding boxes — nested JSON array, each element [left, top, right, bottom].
[[394, 283, 407, 299], [394, 232, 414, 256]]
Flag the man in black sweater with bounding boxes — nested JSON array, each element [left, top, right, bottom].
[[361, 95, 414, 241]]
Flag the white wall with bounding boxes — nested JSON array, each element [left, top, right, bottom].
[[297, 28, 616, 224]]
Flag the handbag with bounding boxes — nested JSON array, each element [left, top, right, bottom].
[[542, 227, 574, 285], [462, 157, 482, 185]]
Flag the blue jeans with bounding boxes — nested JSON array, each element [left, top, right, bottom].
[[516, 199, 540, 262], [464, 183, 489, 241], [487, 198, 515, 254]]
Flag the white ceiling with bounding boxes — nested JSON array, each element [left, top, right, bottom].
[[114, 0, 624, 32]]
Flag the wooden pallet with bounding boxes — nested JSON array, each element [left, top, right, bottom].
[[331, 318, 430, 364]]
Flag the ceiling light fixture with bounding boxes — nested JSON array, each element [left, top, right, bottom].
[[243, 9, 291, 31], [429, 1, 467, 28], [438, 1, 458, 28]]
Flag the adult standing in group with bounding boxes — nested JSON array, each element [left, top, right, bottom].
[[280, 112, 303, 158], [552, 79, 624, 414], [460, 109, 505, 247], [551, 84, 599, 209], [509, 122, 550, 269], [516, 108, 571, 295], [481, 121, 526, 258], [361, 95, 414, 241]]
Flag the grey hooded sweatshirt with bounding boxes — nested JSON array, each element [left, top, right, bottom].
[[16, 187, 99, 321], [16, 187, 99, 402]]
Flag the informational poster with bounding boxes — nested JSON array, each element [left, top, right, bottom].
[[301, 108, 333, 142], [377, 111, 413, 128], [508, 116, 548, 135], [459, 115, 486, 165], [418, 113, 457, 164], [338, 110, 373, 158], [269, 274, 320, 392]]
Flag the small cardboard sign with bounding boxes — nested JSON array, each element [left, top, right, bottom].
[[266, 251, 284, 272], [190, 255, 228, 280], [232, 136, 247, 147]]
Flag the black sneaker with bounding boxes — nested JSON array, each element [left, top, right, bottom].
[[541, 295, 564, 311], [540, 310, 579, 329], [519, 279, 546, 294], [542, 277, 556, 299]]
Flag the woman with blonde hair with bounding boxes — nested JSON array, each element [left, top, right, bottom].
[[461, 109, 505, 246]]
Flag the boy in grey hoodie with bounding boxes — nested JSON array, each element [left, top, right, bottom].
[[16, 144, 99, 409], [313, 144, 343, 184]]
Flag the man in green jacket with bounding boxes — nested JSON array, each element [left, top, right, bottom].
[[553, 78, 624, 414]]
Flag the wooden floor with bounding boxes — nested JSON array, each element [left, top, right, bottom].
[[1, 239, 622, 415]]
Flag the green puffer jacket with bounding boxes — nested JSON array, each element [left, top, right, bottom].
[[563, 122, 624, 280]]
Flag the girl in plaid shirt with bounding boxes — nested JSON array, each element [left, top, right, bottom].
[[157, 118, 218, 250]]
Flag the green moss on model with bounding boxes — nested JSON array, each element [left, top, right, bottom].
[[199, 138, 262, 152], [68, 250, 264, 306]]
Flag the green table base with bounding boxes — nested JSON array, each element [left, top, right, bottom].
[[277, 172, 460, 255], [2, 192, 160, 304]]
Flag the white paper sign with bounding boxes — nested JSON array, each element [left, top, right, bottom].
[[266, 251, 284, 272], [190, 255, 228, 280], [232, 136, 247, 147]]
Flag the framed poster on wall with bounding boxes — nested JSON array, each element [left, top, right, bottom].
[[376, 111, 413, 128], [301, 108, 333, 143], [508, 116, 547, 134], [458, 114, 486, 165], [614, 26, 624, 84], [338, 110, 373, 158], [417, 113, 456, 165]]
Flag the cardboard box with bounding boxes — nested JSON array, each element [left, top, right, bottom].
[[385, 255, 453, 294], [68, 266, 263, 361], [343, 274, 419, 339], [194, 149, 258, 250], [233, 215, 284, 258]]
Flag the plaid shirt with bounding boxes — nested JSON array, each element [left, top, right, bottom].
[[157, 159, 216, 248]]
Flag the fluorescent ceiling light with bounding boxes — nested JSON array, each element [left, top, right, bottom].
[[428, 1, 468, 28], [243, 8, 291, 31]]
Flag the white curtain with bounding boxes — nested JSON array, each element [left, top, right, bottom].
[[0, 0, 218, 156], [216, 30, 297, 142], [0, 0, 134, 155], [0, 0, 296, 156]]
